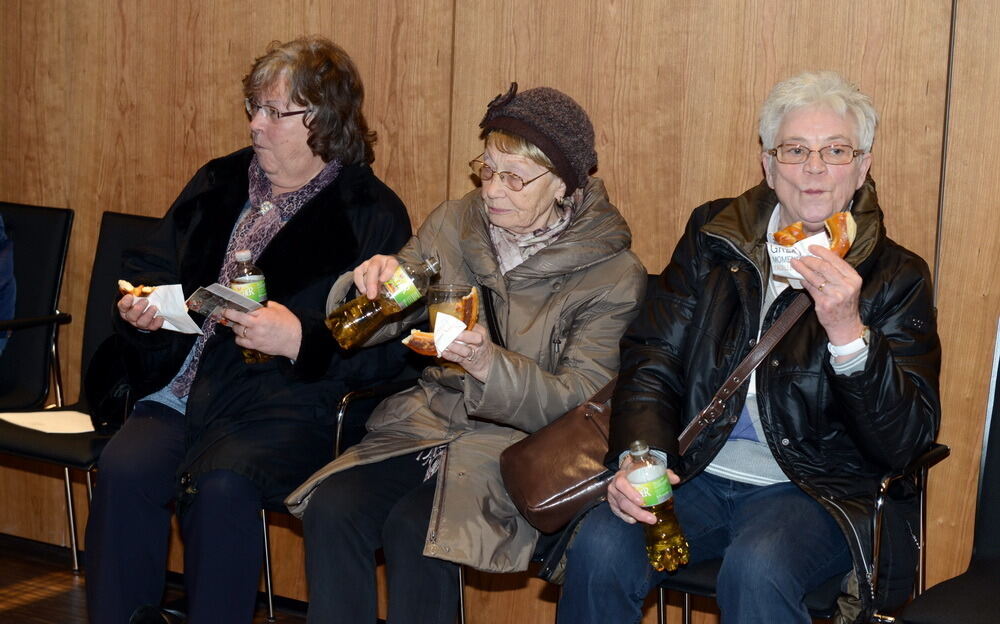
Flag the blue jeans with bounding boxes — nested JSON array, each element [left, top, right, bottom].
[[557, 472, 852, 624]]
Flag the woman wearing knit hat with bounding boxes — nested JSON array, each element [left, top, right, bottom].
[[290, 83, 646, 623]]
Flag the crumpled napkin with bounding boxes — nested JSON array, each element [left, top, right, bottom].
[[145, 284, 203, 334], [432, 312, 468, 356], [767, 231, 831, 289]]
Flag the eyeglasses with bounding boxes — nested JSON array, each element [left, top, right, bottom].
[[469, 157, 551, 192], [244, 98, 309, 122], [767, 143, 864, 165]]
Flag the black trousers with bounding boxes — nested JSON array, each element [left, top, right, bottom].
[[85, 401, 265, 624], [302, 451, 460, 624]]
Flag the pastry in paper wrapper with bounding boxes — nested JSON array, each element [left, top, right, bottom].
[[769, 212, 856, 288], [402, 287, 480, 356], [768, 231, 832, 288], [145, 284, 203, 334]]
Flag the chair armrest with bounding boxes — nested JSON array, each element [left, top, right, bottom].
[[0, 311, 72, 331], [880, 443, 951, 494], [870, 443, 951, 601], [334, 377, 420, 457]]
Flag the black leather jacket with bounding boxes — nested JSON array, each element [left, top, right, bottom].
[[608, 177, 941, 620]]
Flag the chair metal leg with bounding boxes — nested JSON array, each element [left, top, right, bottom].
[[657, 587, 666, 624], [916, 466, 929, 596], [457, 564, 466, 624], [86, 470, 94, 502], [50, 329, 65, 408], [63, 467, 80, 572], [682, 592, 692, 624], [261, 509, 276, 623]]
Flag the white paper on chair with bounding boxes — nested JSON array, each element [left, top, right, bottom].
[[0, 410, 95, 433]]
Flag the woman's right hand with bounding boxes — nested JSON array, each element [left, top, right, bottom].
[[117, 294, 164, 331], [353, 254, 399, 299], [607, 458, 679, 526]]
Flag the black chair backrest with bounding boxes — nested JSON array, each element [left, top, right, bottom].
[[76, 211, 160, 409], [0, 202, 73, 410], [973, 328, 1000, 561]]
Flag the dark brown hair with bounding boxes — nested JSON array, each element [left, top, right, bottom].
[[243, 36, 376, 164]]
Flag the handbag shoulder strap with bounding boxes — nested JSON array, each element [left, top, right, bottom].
[[677, 292, 811, 455], [590, 376, 617, 404]]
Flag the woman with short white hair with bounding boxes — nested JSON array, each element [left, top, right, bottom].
[[557, 71, 940, 624]]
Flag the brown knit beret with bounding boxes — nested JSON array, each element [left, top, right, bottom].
[[479, 82, 597, 196]]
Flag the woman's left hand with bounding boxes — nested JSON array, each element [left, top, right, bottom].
[[222, 302, 302, 360], [791, 245, 865, 347], [439, 323, 494, 382]]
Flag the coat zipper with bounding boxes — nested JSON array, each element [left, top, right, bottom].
[[707, 231, 874, 601], [427, 444, 450, 544], [822, 494, 873, 596]]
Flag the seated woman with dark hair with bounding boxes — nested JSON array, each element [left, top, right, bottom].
[[84, 36, 411, 624]]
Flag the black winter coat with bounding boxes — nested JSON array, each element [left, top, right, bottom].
[[608, 177, 940, 621], [115, 147, 411, 506]]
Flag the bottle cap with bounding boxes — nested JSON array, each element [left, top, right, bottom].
[[234, 249, 252, 262], [629, 440, 649, 456]]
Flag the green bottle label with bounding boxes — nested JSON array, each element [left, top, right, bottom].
[[383, 266, 421, 308], [628, 465, 672, 507], [231, 279, 267, 303]]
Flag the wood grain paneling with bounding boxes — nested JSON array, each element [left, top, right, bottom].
[[0, 0, 992, 622], [923, 0, 1000, 588], [0, 0, 69, 208], [450, 0, 948, 274]]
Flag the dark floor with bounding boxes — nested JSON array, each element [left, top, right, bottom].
[[0, 533, 307, 623]]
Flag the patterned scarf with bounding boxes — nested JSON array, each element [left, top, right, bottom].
[[488, 198, 575, 275], [170, 155, 342, 397]]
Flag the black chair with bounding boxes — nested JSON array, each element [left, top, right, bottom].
[[0, 202, 74, 410], [0, 210, 159, 571], [654, 443, 950, 624], [898, 341, 1000, 624]]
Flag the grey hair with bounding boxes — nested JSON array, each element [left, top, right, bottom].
[[758, 71, 878, 152]]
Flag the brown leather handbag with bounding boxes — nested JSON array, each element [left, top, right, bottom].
[[499, 379, 617, 534], [499, 292, 813, 534]]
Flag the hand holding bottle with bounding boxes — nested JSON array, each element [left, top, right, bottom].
[[222, 302, 302, 360], [328, 255, 441, 350], [354, 254, 400, 299], [607, 456, 679, 525]]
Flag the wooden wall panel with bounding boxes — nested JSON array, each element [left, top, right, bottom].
[[450, 0, 948, 275], [923, 0, 1000, 586], [0, 0, 69, 208]]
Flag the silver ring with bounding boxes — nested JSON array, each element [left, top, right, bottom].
[[242, 325, 249, 338], [467, 348, 478, 361]]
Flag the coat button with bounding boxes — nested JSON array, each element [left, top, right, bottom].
[[770, 358, 779, 367], [748, 338, 757, 347], [730, 265, 739, 273], [180, 473, 192, 487], [781, 438, 790, 446]]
